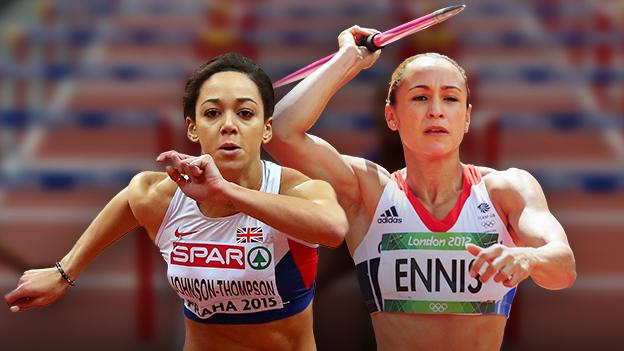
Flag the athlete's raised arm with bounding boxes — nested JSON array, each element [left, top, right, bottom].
[[468, 169, 577, 290], [4, 172, 172, 312], [266, 26, 381, 203], [158, 151, 348, 247]]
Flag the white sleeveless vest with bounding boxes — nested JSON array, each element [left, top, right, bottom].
[[154, 161, 319, 324], [353, 165, 517, 317]]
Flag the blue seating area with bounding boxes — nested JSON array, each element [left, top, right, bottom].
[[531, 169, 624, 192], [498, 112, 624, 130], [17, 26, 198, 47], [0, 167, 136, 189], [0, 109, 162, 128], [1, 62, 187, 81], [460, 30, 623, 48], [476, 65, 624, 84]]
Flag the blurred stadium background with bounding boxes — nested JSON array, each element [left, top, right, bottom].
[[0, 0, 622, 350]]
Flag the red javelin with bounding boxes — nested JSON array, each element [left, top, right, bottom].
[[273, 4, 466, 88]]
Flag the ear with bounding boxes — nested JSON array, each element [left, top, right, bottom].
[[262, 117, 273, 144], [186, 116, 199, 143], [464, 104, 472, 133], [385, 103, 399, 131]]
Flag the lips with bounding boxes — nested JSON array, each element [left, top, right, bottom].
[[218, 142, 241, 151], [424, 126, 449, 134], [216, 142, 242, 157]]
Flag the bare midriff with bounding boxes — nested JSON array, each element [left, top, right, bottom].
[[372, 312, 507, 351], [182, 304, 316, 351]]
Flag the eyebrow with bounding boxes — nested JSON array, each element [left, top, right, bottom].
[[408, 84, 463, 92], [200, 97, 258, 106]]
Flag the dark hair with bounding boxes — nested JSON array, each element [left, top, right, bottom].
[[183, 52, 274, 121], [386, 52, 470, 108]]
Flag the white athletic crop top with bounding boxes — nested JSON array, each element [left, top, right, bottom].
[[353, 165, 517, 317], [154, 161, 319, 324]]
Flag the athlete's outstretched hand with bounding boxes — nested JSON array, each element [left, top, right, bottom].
[[157, 150, 229, 205], [5, 267, 69, 312], [466, 243, 536, 287]]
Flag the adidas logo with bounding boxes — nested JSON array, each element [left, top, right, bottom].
[[377, 205, 403, 224]]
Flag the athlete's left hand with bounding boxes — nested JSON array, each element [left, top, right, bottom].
[[466, 243, 537, 287], [156, 150, 229, 204]]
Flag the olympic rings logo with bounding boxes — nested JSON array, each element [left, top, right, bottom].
[[429, 303, 448, 313], [481, 220, 495, 228]]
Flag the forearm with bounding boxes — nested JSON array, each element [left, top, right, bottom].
[[219, 183, 347, 247], [60, 188, 139, 279], [528, 242, 576, 290], [272, 47, 361, 137]]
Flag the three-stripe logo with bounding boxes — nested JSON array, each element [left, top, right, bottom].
[[377, 205, 403, 224]]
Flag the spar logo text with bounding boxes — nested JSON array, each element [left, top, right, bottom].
[[171, 242, 245, 269]]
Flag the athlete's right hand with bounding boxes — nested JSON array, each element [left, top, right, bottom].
[[337, 25, 381, 72], [157, 150, 230, 206], [4, 267, 70, 312]]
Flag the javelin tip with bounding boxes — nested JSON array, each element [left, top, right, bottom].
[[441, 4, 466, 13], [434, 5, 466, 22]]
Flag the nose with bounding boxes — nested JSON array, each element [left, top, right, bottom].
[[220, 111, 238, 135], [427, 97, 443, 119]]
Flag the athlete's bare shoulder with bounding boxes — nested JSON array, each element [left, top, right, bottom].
[[338, 155, 392, 221], [343, 155, 391, 179], [342, 155, 391, 193], [475, 165, 497, 176], [127, 171, 177, 234], [129, 171, 176, 198], [279, 166, 312, 191], [479, 166, 535, 192], [278, 165, 338, 198], [480, 166, 544, 216]]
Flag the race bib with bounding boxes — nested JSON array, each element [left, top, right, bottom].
[[167, 240, 284, 319], [378, 232, 512, 314]]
